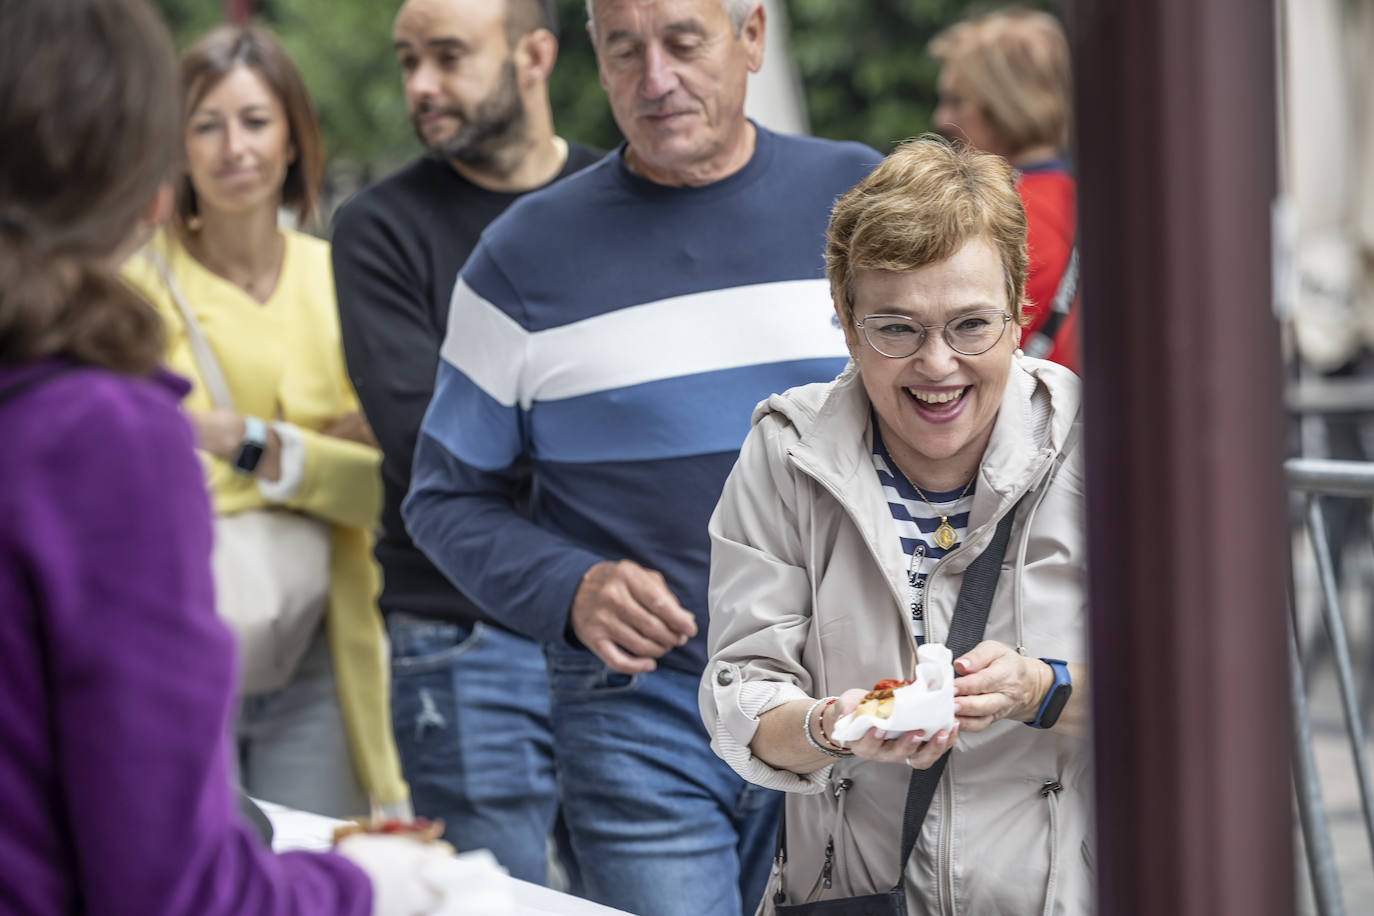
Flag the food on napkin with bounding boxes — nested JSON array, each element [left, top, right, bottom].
[[831, 643, 957, 743], [852, 678, 913, 719], [332, 816, 454, 855]]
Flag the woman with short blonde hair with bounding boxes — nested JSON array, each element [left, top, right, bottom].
[[702, 137, 1092, 914]]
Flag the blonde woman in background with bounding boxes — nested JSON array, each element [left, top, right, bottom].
[[930, 8, 1080, 374], [123, 24, 408, 820]]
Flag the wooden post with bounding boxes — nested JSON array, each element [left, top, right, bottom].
[[1072, 0, 1294, 912]]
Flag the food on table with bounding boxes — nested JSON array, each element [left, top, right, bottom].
[[331, 817, 453, 854]]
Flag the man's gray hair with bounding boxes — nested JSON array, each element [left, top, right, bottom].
[[585, 0, 757, 39]]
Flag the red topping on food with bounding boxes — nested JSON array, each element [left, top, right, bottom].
[[331, 816, 446, 846]]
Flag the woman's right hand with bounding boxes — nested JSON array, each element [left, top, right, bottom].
[[826, 688, 959, 771]]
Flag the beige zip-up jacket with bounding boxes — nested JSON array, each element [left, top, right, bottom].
[[701, 357, 1092, 916]]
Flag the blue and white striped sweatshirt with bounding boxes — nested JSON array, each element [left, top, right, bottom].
[[404, 126, 881, 674]]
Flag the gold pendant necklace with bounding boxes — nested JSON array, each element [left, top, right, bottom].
[[910, 475, 975, 550]]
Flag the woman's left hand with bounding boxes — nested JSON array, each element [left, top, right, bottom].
[[952, 640, 1051, 732]]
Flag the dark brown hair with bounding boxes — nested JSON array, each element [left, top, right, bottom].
[[0, 0, 179, 374], [174, 25, 325, 235]]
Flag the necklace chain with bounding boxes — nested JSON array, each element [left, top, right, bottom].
[[908, 474, 975, 551]]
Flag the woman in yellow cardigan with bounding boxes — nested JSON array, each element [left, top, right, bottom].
[[123, 24, 407, 818]]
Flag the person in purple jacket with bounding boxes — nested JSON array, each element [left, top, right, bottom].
[[0, 1, 457, 913]]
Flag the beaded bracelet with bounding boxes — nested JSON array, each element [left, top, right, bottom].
[[816, 697, 848, 752], [803, 697, 851, 759]]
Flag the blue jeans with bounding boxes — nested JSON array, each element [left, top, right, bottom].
[[237, 627, 368, 818], [545, 645, 781, 916], [387, 613, 566, 886]]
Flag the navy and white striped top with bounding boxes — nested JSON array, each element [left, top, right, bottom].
[[872, 426, 976, 642]]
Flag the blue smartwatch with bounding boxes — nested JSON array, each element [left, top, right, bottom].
[[1028, 658, 1072, 729], [233, 415, 267, 475]]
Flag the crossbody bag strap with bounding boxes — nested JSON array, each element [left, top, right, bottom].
[[1022, 243, 1079, 360], [772, 501, 1023, 904], [142, 247, 235, 411], [891, 500, 1020, 887]]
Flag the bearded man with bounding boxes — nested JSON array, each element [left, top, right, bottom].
[[330, 0, 599, 888]]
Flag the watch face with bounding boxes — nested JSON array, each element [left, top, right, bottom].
[[1038, 684, 1072, 729], [234, 441, 265, 473]]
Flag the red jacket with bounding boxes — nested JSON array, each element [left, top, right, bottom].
[[1017, 161, 1078, 374]]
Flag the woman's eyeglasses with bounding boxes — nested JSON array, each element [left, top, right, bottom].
[[854, 309, 1012, 358]]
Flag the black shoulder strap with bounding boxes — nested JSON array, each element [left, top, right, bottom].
[[893, 501, 1020, 884], [1023, 244, 1079, 360], [773, 501, 1022, 903], [0, 362, 79, 410]]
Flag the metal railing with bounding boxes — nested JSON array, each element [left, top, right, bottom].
[[1287, 458, 1374, 915]]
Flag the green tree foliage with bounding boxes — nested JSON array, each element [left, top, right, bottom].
[[150, 0, 615, 177], [150, 0, 1062, 176], [785, 0, 1063, 154], [150, 0, 222, 39], [549, 0, 622, 151], [545, 0, 1067, 155], [267, 0, 415, 176]]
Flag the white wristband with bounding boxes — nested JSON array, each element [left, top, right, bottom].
[[254, 421, 304, 503]]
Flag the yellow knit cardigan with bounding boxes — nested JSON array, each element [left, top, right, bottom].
[[123, 228, 409, 808]]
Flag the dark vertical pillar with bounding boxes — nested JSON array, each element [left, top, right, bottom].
[[1072, 1, 1292, 913]]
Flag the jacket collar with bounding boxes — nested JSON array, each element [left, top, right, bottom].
[[773, 355, 1080, 533]]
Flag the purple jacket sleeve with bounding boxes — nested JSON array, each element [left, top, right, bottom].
[[20, 370, 371, 916]]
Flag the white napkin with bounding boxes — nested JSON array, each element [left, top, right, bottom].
[[336, 837, 515, 916], [830, 643, 957, 743]]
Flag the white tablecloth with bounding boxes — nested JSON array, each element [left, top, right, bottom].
[[255, 800, 633, 916]]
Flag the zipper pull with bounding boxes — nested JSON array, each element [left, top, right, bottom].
[[833, 777, 853, 798], [1040, 780, 1063, 798], [821, 836, 835, 889]]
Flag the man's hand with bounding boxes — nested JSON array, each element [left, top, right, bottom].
[[570, 560, 698, 674]]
